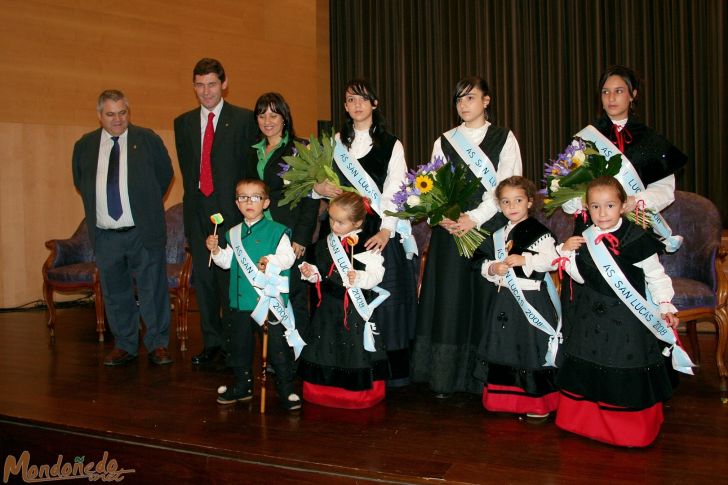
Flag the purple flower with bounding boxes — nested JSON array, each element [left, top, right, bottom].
[[277, 162, 290, 178]]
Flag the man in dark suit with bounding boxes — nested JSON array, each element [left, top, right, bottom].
[[72, 89, 174, 366], [174, 58, 257, 364]]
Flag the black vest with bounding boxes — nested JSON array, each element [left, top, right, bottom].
[[440, 125, 509, 209]]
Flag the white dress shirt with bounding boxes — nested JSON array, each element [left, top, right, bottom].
[[95, 129, 135, 229]]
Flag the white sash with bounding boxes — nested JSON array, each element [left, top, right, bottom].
[[443, 127, 498, 191], [493, 227, 562, 367], [583, 225, 694, 374], [333, 138, 418, 258], [229, 224, 306, 359], [326, 233, 390, 352], [575, 125, 683, 253]]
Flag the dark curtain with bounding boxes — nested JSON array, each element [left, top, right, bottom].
[[330, 0, 727, 225]]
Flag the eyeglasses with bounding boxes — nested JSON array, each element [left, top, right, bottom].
[[235, 195, 265, 203]]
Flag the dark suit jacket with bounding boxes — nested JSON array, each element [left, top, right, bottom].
[[72, 124, 174, 249], [251, 137, 319, 247], [174, 102, 257, 241]]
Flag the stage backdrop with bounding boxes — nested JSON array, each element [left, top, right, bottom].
[[0, 0, 331, 308], [330, 0, 726, 224]]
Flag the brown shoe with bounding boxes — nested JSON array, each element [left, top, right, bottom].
[[148, 347, 174, 365], [104, 348, 137, 366]]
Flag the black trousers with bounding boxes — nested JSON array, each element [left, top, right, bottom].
[[94, 227, 170, 355], [227, 310, 295, 374]]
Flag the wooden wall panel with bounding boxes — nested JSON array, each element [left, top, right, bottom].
[[0, 0, 330, 307]]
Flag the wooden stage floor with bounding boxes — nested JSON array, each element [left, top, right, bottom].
[[0, 307, 727, 484]]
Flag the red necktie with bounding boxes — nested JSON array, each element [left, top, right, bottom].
[[200, 111, 215, 196]]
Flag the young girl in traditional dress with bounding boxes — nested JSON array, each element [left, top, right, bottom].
[[313, 79, 417, 387], [297, 192, 390, 408], [411, 76, 523, 396], [555, 176, 683, 447], [473, 176, 560, 420]]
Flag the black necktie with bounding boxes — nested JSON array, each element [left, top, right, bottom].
[[107, 136, 122, 220]]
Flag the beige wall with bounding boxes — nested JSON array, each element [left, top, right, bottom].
[[0, 0, 330, 307]]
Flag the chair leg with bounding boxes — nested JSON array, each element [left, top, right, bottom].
[[94, 281, 105, 342], [715, 307, 728, 401], [43, 282, 56, 340], [685, 320, 701, 365], [178, 289, 188, 352]]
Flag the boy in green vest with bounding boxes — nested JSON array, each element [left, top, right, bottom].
[[206, 178, 300, 410]]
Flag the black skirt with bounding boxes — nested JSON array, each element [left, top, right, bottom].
[[555, 282, 675, 409], [411, 226, 485, 394], [298, 281, 390, 391], [472, 285, 558, 395]]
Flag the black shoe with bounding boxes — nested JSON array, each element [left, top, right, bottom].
[[192, 346, 222, 365], [280, 392, 302, 411], [216, 384, 253, 404]]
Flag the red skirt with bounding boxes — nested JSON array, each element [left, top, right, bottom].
[[482, 384, 559, 414], [303, 381, 385, 409], [555, 390, 663, 447]]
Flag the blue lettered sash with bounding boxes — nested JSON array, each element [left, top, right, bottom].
[[493, 227, 562, 367], [583, 225, 694, 374], [443, 127, 498, 191], [326, 233, 390, 352], [229, 225, 306, 359], [333, 138, 418, 258], [576, 125, 682, 252]]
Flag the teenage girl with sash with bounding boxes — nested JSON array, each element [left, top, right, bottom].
[[555, 176, 690, 447], [251, 93, 319, 337], [313, 79, 417, 387], [411, 76, 523, 397], [564, 66, 687, 249], [473, 176, 560, 421], [297, 192, 390, 408]]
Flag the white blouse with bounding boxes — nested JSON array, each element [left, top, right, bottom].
[[313, 130, 408, 237], [430, 122, 523, 228], [556, 218, 677, 314]]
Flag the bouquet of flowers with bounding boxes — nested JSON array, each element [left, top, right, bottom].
[[277, 131, 356, 208], [542, 137, 623, 216], [384, 156, 488, 258]]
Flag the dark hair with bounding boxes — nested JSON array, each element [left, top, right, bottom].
[[495, 176, 536, 215], [97, 89, 128, 112], [254, 92, 295, 141], [586, 176, 627, 204], [236, 178, 269, 197], [340, 79, 386, 149], [453, 76, 491, 121], [193, 58, 226, 83], [496, 176, 536, 201], [598, 65, 640, 114], [330, 192, 367, 223]]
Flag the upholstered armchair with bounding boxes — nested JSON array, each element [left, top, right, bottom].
[[660, 191, 727, 394], [42, 220, 106, 342], [43, 204, 193, 350], [164, 203, 193, 351]]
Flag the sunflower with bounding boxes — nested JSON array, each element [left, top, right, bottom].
[[415, 175, 434, 194]]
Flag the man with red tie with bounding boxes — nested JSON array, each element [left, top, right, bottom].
[[174, 58, 257, 365], [73, 90, 174, 366]]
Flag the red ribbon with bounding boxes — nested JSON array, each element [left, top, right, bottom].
[[573, 209, 587, 224], [327, 239, 352, 330], [595, 232, 621, 255], [611, 124, 633, 153], [551, 256, 574, 301], [362, 196, 374, 215]]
